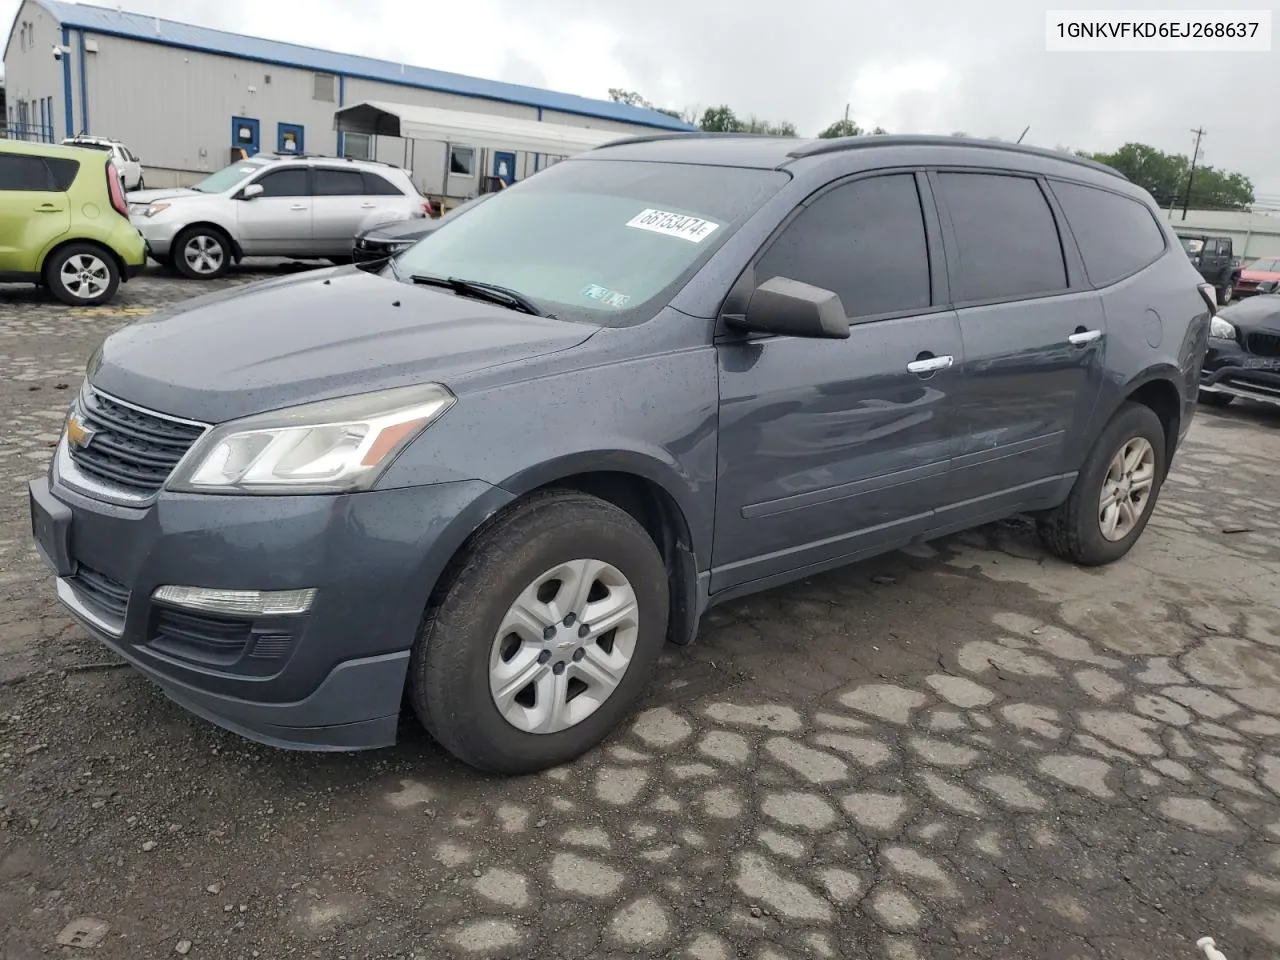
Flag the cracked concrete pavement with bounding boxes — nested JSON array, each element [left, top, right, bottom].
[[3, 268, 1280, 959]]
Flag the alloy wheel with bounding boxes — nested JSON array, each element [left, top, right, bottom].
[[183, 234, 225, 275], [59, 253, 111, 300], [1098, 436, 1156, 541]]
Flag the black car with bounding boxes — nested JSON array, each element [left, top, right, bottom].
[[1199, 291, 1280, 408], [352, 193, 492, 266]]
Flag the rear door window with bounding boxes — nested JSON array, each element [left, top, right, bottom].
[[362, 171, 404, 196], [0, 154, 56, 191], [935, 172, 1068, 303], [1050, 180, 1167, 286], [314, 169, 366, 196], [756, 173, 932, 318]]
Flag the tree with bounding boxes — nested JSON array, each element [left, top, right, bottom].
[[741, 115, 798, 137], [698, 105, 743, 133], [607, 88, 685, 122], [1082, 141, 1254, 210], [818, 118, 863, 139]]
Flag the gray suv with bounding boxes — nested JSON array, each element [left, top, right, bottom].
[[30, 134, 1212, 774], [128, 154, 426, 279]]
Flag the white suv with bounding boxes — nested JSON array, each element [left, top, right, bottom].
[[62, 135, 144, 190], [128, 154, 428, 279]]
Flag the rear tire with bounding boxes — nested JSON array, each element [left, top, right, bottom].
[[44, 243, 120, 306], [1198, 391, 1234, 408], [1037, 402, 1166, 567], [1218, 279, 1234, 305], [409, 490, 669, 774], [173, 225, 231, 279]]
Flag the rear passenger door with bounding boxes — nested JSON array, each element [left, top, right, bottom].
[[712, 171, 962, 592], [928, 169, 1106, 531], [311, 168, 376, 253], [0, 153, 72, 275]]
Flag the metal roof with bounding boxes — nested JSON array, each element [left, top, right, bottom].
[[335, 101, 622, 156], [31, 1, 694, 131]]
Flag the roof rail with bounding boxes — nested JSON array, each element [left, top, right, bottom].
[[594, 131, 786, 150], [785, 135, 1127, 180]]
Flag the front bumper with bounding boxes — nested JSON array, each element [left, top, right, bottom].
[[131, 217, 182, 259], [30, 465, 508, 750], [1200, 342, 1280, 407]]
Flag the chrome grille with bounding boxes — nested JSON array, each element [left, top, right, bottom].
[[68, 389, 206, 495]]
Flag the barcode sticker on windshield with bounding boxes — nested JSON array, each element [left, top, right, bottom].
[[625, 209, 720, 244]]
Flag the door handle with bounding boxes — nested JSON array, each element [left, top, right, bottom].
[[290, 204, 307, 211], [34, 204, 63, 213], [907, 355, 954, 375], [1068, 329, 1103, 346], [360, 202, 376, 209]]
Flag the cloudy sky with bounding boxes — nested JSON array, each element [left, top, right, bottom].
[[5, 0, 1277, 199]]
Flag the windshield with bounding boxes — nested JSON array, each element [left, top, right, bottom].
[[393, 159, 788, 326], [1246, 258, 1280, 273], [192, 159, 268, 193], [1179, 237, 1204, 255]]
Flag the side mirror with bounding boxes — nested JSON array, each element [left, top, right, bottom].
[[728, 276, 850, 339], [240, 183, 264, 200]]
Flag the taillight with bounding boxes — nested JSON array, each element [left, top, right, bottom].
[[1196, 282, 1218, 316], [105, 161, 129, 218]]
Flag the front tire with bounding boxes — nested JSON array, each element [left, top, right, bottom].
[[1038, 402, 1166, 566], [409, 490, 670, 774], [173, 226, 231, 279], [44, 243, 120, 305], [1219, 278, 1234, 305]]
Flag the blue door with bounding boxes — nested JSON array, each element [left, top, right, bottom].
[[231, 116, 260, 157], [277, 122, 304, 154], [493, 151, 516, 186]]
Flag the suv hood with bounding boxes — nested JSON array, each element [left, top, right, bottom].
[[128, 187, 201, 205], [89, 269, 597, 423]]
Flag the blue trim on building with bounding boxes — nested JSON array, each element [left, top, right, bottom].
[[36, 0, 693, 131], [61, 25, 73, 137], [337, 74, 345, 156], [76, 28, 87, 133]]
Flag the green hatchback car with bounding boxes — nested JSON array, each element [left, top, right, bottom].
[[0, 140, 146, 305]]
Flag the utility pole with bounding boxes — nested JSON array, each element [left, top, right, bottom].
[[1016, 125, 1030, 144], [1182, 126, 1205, 221]]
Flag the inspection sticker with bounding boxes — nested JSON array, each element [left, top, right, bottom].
[[625, 208, 720, 244], [581, 284, 610, 300]]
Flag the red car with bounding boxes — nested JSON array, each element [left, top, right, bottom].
[[1235, 256, 1280, 298]]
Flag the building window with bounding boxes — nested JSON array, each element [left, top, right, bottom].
[[342, 132, 372, 160], [449, 145, 476, 177], [313, 73, 336, 102]]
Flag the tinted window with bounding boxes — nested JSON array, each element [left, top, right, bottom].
[[1051, 180, 1166, 286], [254, 168, 309, 198], [362, 171, 403, 196], [315, 169, 365, 196], [936, 172, 1067, 302], [756, 174, 931, 318], [0, 154, 55, 191], [46, 157, 81, 191]]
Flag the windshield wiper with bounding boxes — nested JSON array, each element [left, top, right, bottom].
[[410, 274, 544, 316]]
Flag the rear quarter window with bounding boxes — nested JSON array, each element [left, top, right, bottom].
[[1050, 180, 1167, 287], [362, 172, 404, 196], [45, 157, 81, 191]]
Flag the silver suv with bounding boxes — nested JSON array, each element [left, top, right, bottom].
[[129, 154, 427, 279]]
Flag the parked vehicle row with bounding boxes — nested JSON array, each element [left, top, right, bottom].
[[29, 133, 1212, 774]]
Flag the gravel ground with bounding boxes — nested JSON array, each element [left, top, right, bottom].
[[3, 266, 1280, 960]]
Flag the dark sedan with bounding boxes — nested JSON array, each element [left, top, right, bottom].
[[1199, 291, 1280, 409], [352, 194, 492, 266]]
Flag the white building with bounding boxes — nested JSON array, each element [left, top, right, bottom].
[[1163, 208, 1280, 260], [3, 1, 692, 195]]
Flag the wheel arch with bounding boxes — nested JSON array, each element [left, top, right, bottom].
[[1115, 368, 1185, 476], [495, 453, 705, 646], [39, 237, 125, 287]]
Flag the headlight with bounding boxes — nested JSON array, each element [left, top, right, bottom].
[[167, 383, 455, 494], [1209, 316, 1237, 341], [143, 202, 170, 217]]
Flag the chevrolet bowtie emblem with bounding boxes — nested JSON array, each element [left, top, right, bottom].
[[66, 412, 96, 450]]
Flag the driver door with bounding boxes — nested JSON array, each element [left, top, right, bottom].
[[235, 166, 313, 255]]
